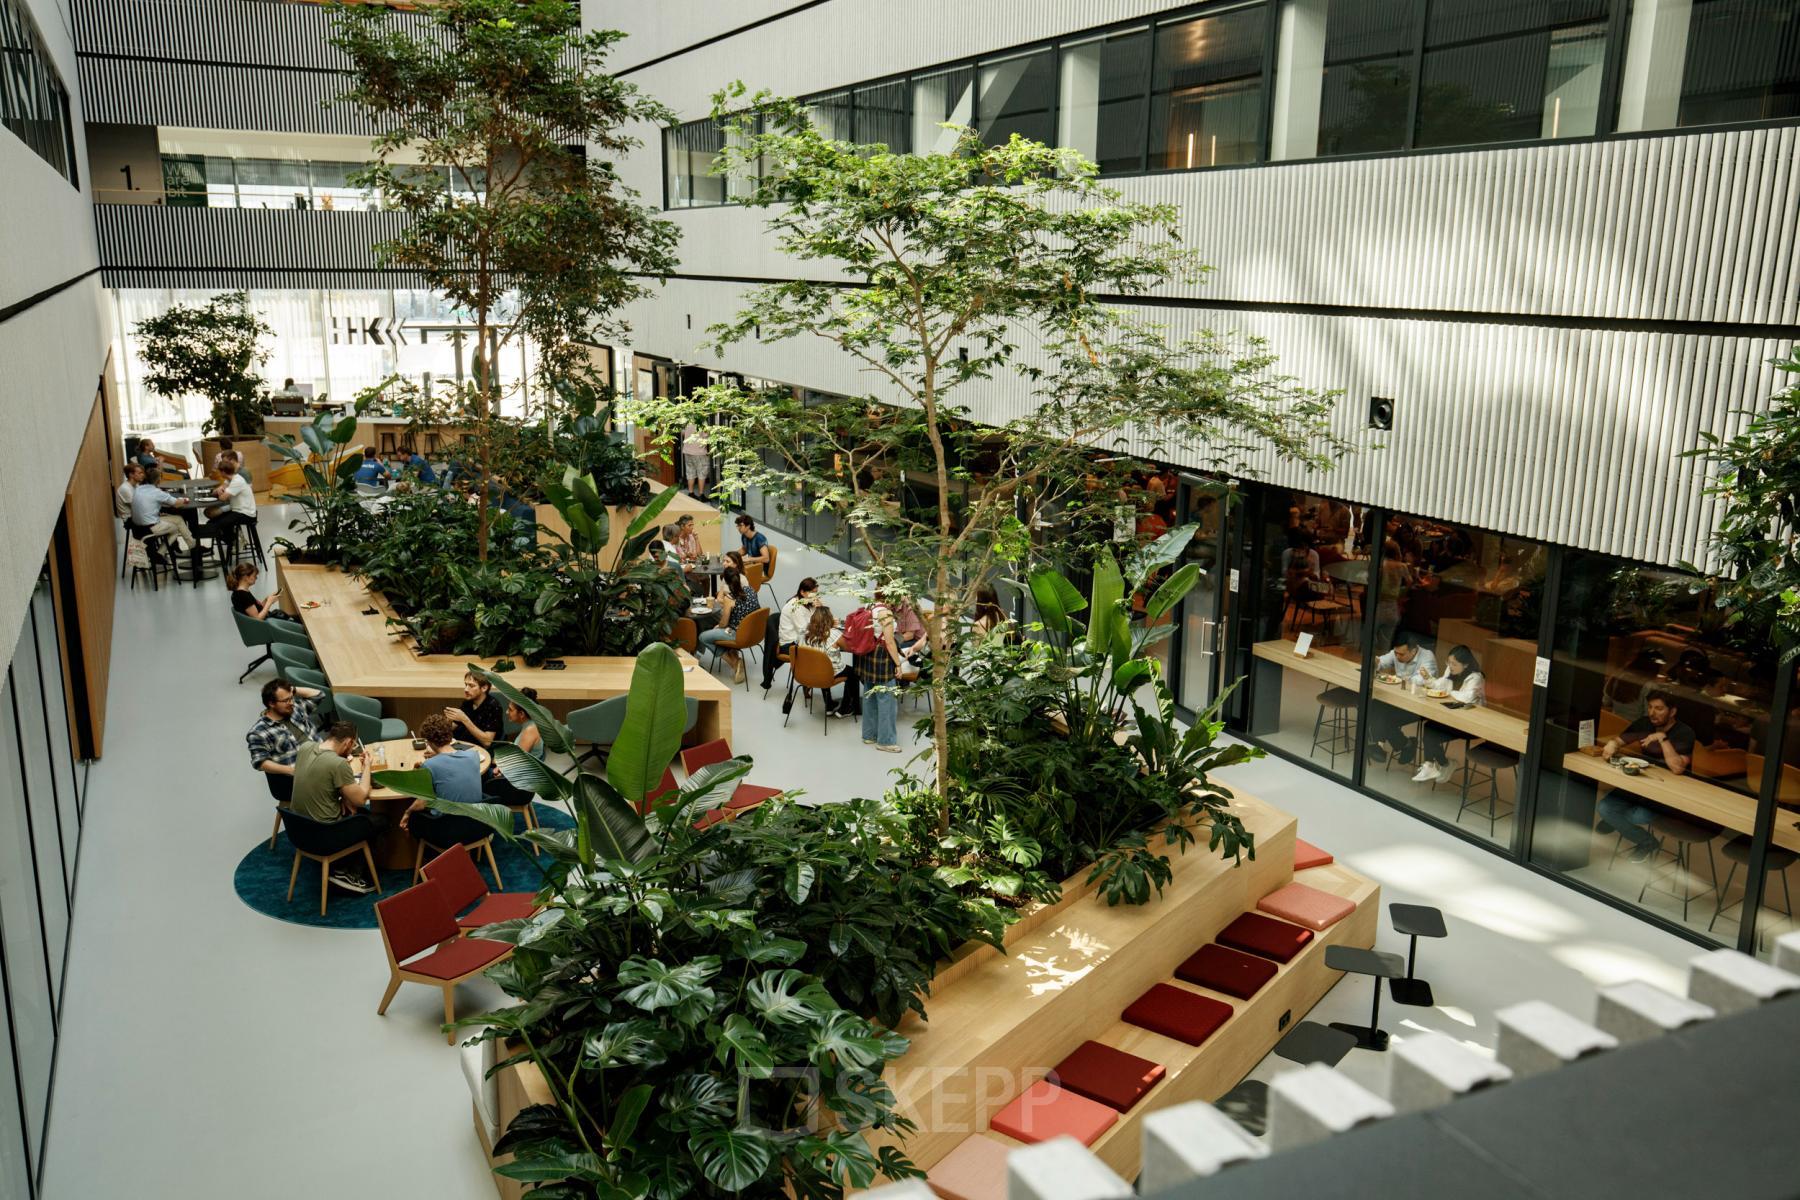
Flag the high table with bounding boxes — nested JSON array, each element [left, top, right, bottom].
[[1561, 746, 1800, 855], [362, 737, 493, 870], [160, 478, 225, 587], [280, 561, 733, 742]]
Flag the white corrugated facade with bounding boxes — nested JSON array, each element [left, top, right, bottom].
[[589, 0, 1800, 570]]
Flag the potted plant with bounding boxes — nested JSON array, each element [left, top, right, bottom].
[[134, 292, 275, 479]]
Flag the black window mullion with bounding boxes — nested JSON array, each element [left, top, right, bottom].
[[1256, 0, 1280, 161], [1349, 510, 1388, 789], [1404, 0, 1431, 150], [1511, 543, 1564, 862], [1596, 0, 1632, 134], [1739, 664, 1796, 955]]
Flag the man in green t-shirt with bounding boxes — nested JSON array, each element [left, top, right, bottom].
[[286, 721, 387, 893]]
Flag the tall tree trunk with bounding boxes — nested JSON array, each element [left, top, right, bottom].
[[919, 357, 955, 833]]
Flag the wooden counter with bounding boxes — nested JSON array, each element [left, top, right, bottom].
[[532, 479, 724, 557], [279, 561, 732, 742], [1561, 748, 1800, 855], [1252, 638, 1529, 752]]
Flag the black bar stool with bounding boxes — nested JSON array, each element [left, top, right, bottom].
[[1388, 902, 1448, 1006]]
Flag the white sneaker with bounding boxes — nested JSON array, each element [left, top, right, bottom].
[[1410, 764, 1436, 783], [329, 870, 375, 894]]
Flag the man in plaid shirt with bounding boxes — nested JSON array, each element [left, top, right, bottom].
[[247, 678, 324, 803]]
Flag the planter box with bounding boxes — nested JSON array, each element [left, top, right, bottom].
[[533, 480, 723, 557], [197, 436, 273, 498]]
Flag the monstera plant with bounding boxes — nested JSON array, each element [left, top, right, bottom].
[[265, 398, 381, 563]]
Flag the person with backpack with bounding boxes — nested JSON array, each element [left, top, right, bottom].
[[844, 592, 909, 752]]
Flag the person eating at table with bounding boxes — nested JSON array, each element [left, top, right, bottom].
[[672, 513, 702, 563], [246, 677, 326, 803], [395, 443, 438, 486], [1596, 689, 1697, 864], [800, 604, 859, 718], [1366, 633, 1439, 766], [209, 453, 257, 541], [129, 464, 196, 554], [700, 565, 759, 684], [353, 448, 392, 489], [444, 671, 505, 747], [766, 576, 822, 695], [736, 514, 771, 573], [659, 524, 687, 570], [287, 720, 383, 893], [400, 714, 496, 848], [1410, 645, 1486, 784]]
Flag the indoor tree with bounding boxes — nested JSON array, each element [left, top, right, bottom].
[[629, 92, 1352, 824], [1686, 349, 1800, 658], [131, 291, 272, 437], [330, 0, 679, 558]]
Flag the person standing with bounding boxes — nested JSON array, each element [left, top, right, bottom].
[[130, 465, 196, 553], [680, 423, 710, 496], [287, 721, 384, 892], [246, 678, 324, 803], [847, 594, 908, 753]]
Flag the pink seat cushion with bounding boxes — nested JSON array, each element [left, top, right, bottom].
[[927, 1134, 1012, 1200], [989, 1080, 1117, 1146], [1048, 1041, 1166, 1112], [1294, 838, 1334, 870], [1217, 912, 1315, 963], [1257, 881, 1356, 931], [1121, 983, 1233, 1046], [1175, 942, 1279, 999]]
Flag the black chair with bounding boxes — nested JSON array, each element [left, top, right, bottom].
[[1311, 686, 1358, 768], [127, 522, 175, 591], [1455, 743, 1519, 837], [214, 514, 265, 568], [1639, 813, 1723, 921], [277, 807, 383, 917], [264, 774, 293, 850], [1710, 836, 1798, 941]]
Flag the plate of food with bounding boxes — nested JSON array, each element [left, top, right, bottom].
[[1613, 756, 1650, 770], [1377, 672, 1402, 685], [1426, 688, 1450, 699], [301, 600, 323, 610]]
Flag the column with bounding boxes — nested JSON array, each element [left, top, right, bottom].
[[1269, 0, 1329, 161], [1614, 0, 1693, 132]]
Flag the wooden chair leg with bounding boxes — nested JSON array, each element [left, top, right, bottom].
[[319, 859, 330, 917], [412, 839, 427, 885], [362, 843, 383, 895], [442, 985, 457, 1045], [287, 852, 302, 902], [377, 971, 403, 1015], [268, 811, 282, 852], [483, 840, 503, 891]]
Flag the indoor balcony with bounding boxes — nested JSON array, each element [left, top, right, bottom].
[[91, 201, 411, 288]]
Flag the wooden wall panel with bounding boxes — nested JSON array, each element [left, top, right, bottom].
[[51, 383, 116, 759]]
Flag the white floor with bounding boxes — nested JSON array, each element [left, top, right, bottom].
[[41, 509, 1695, 1198]]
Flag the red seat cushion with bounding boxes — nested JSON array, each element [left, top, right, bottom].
[[728, 784, 782, 809], [1121, 983, 1233, 1046], [1294, 838, 1334, 870], [1048, 1041, 1165, 1112], [1217, 911, 1314, 963], [988, 1080, 1117, 1146], [927, 1134, 1012, 1200], [457, 892, 538, 929], [401, 937, 510, 980], [1175, 942, 1280, 1000], [693, 807, 729, 830], [1257, 881, 1356, 931]]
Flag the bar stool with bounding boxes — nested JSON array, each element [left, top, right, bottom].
[[1638, 813, 1722, 920], [1456, 743, 1519, 837], [1709, 835, 1798, 943], [1388, 902, 1448, 1007], [378, 430, 400, 456], [1310, 686, 1357, 769]]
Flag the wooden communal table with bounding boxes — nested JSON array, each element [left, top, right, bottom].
[[279, 561, 732, 743], [1562, 747, 1800, 855], [360, 737, 493, 870], [1252, 638, 1529, 752]]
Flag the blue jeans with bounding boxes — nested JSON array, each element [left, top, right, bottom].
[[862, 686, 898, 747], [700, 626, 736, 654], [1598, 793, 1658, 849]]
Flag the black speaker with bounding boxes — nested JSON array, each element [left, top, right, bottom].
[[1368, 396, 1395, 431]]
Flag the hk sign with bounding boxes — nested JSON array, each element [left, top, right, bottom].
[[331, 317, 408, 347]]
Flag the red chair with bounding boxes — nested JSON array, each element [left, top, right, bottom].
[[375, 880, 512, 1044], [419, 843, 540, 934], [679, 738, 782, 815], [636, 766, 680, 815]]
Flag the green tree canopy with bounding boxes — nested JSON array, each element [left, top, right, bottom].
[[132, 291, 271, 437]]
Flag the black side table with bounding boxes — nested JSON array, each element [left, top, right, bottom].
[[1325, 944, 1406, 1051], [1388, 903, 1448, 1007], [1275, 1020, 1357, 1067]]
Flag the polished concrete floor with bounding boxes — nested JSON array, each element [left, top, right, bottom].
[[42, 505, 1695, 1198]]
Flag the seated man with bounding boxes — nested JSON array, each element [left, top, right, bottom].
[[1597, 689, 1697, 864], [352, 448, 391, 488], [395, 443, 438, 486], [736, 514, 771, 573], [128, 465, 196, 554], [247, 678, 325, 803], [288, 721, 386, 893], [402, 714, 496, 848], [133, 436, 189, 479], [1365, 633, 1438, 765], [114, 462, 142, 520]]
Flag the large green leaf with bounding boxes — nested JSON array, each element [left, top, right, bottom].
[[1086, 552, 1126, 662], [298, 423, 327, 457], [693, 1128, 773, 1192], [617, 957, 719, 1012], [605, 643, 687, 806], [572, 773, 654, 865], [623, 484, 679, 539], [568, 468, 605, 519], [335, 454, 364, 484], [1145, 562, 1202, 621], [330, 414, 358, 445], [473, 664, 575, 757], [714, 1013, 775, 1078], [370, 767, 437, 802], [1026, 568, 1086, 636], [1126, 522, 1197, 586], [491, 741, 571, 802], [607, 1084, 653, 1151]]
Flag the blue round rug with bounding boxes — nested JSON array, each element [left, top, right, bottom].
[[233, 803, 573, 930]]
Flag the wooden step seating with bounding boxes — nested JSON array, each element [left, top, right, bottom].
[[862, 789, 1376, 1194]]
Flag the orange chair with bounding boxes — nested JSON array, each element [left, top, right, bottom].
[[375, 880, 512, 1044], [681, 738, 782, 815], [705, 607, 770, 690], [1597, 709, 1629, 743], [419, 843, 540, 933], [1748, 753, 1800, 808], [759, 544, 780, 605], [672, 616, 698, 653], [787, 645, 843, 735]]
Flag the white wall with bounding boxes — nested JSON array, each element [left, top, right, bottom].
[[0, 0, 108, 676]]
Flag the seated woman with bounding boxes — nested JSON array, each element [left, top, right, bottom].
[[801, 606, 859, 718], [699, 565, 758, 684], [226, 563, 299, 621], [1412, 645, 1486, 784], [403, 714, 496, 848], [970, 583, 1008, 640], [483, 687, 545, 810]]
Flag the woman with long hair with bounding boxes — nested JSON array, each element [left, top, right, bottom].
[[801, 604, 859, 717], [700, 565, 759, 683], [225, 562, 297, 621], [1412, 645, 1487, 784], [768, 576, 822, 696]]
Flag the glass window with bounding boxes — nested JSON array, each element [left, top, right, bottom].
[[1245, 491, 1373, 778], [0, 0, 75, 185], [977, 49, 1058, 147], [309, 160, 378, 212], [30, 577, 79, 864], [1621, 0, 1800, 129], [853, 80, 911, 151], [805, 91, 853, 141], [1175, 477, 1232, 711], [1318, 0, 1421, 155], [234, 158, 311, 209], [912, 65, 976, 154], [1741, 663, 1800, 958], [1530, 552, 1780, 941], [0, 672, 54, 1168], [0, 991, 27, 1200], [1414, 1, 1610, 148], [1150, 6, 1269, 169], [1059, 27, 1151, 173], [1360, 516, 1546, 844], [664, 120, 725, 207]]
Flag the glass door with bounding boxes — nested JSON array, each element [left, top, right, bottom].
[[1174, 475, 1233, 715]]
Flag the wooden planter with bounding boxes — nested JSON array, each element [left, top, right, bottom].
[[196, 436, 272, 496]]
